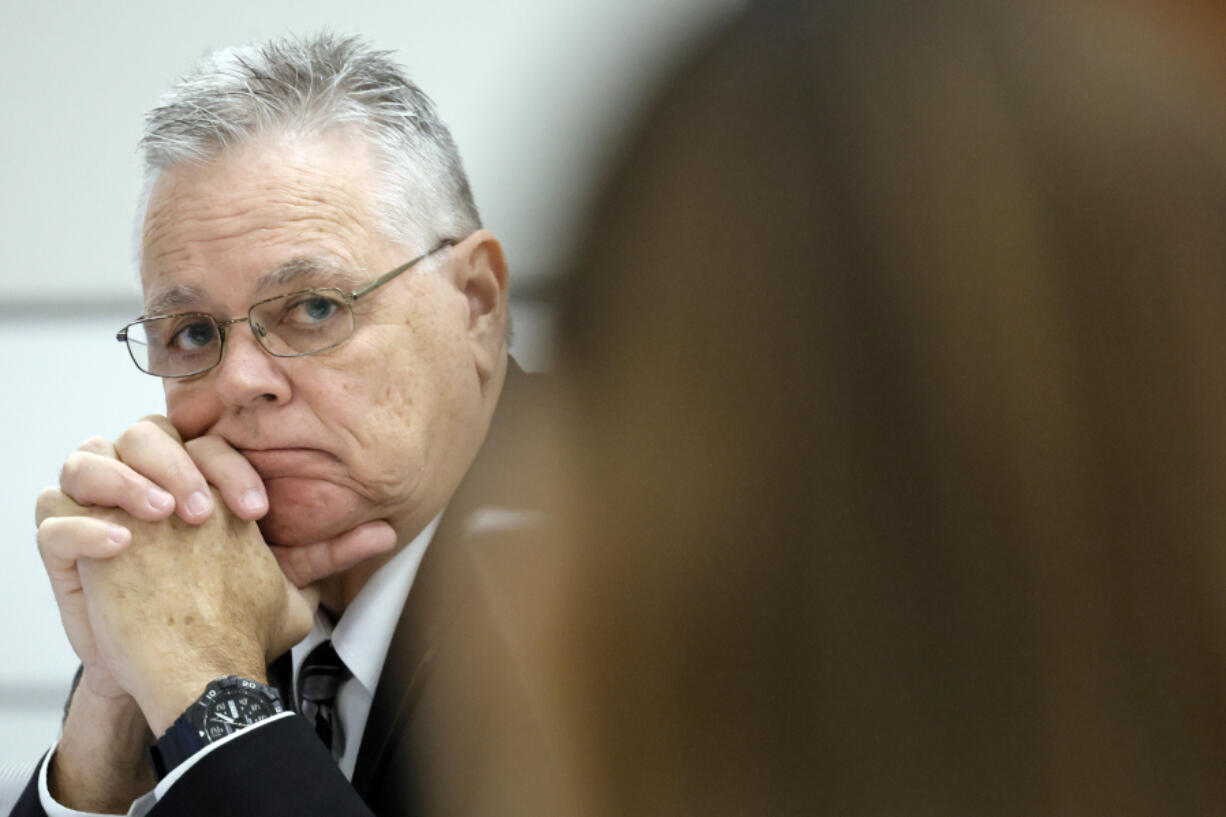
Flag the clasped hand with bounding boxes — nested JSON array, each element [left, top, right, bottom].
[[34, 416, 397, 733]]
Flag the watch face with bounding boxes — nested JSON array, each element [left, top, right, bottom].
[[193, 678, 284, 742]]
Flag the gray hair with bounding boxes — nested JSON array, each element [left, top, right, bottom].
[[138, 33, 481, 253]]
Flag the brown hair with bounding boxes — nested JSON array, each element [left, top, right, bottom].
[[549, 0, 1226, 814]]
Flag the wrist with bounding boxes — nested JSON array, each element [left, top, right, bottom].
[[51, 683, 154, 812], [140, 661, 268, 736], [149, 676, 286, 779]]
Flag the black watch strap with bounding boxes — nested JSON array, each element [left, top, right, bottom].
[[148, 713, 204, 780], [147, 676, 285, 780]]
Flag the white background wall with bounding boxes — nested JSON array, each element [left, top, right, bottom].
[[0, 0, 742, 786]]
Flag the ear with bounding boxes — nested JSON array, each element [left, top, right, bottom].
[[450, 230, 509, 384]]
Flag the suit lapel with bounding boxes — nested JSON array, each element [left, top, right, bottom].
[[350, 361, 553, 809], [350, 503, 479, 808]]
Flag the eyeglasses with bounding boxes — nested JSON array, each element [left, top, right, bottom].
[[117, 238, 457, 378]]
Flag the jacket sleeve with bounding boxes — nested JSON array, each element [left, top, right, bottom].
[[8, 757, 47, 817], [150, 717, 373, 817]]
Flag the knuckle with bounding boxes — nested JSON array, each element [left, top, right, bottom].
[[118, 417, 177, 454], [78, 435, 113, 455], [117, 420, 203, 490], [35, 486, 65, 523], [36, 517, 76, 559], [138, 414, 182, 443], [113, 428, 137, 453], [117, 419, 157, 448], [59, 452, 85, 485]]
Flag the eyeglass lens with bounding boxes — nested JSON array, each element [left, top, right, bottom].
[[124, 289, 356, 377]]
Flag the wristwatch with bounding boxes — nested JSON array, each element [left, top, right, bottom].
[[148, 676, 284, 779]]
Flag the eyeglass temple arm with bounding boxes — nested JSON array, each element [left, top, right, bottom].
[[349, 238, 458, 302]]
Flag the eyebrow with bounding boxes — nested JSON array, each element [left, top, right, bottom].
[[143, 284, 208, 317], [143, 257, 364, 316], [255, 257, 363, 296]]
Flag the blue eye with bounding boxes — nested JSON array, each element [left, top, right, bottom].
[[278, 293, 344, 327], [174, 321, 217, 350], [300, 296, 337, 322]]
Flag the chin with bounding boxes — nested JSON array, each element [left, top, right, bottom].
[[258, 479, 369, 546]]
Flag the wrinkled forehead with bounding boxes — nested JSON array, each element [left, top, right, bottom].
[[139, 132, 385, 311]]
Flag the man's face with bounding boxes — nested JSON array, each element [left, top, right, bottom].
[[141, 130, 496, 552]]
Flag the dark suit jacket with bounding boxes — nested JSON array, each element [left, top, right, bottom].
[[11, 361, 562, 817]]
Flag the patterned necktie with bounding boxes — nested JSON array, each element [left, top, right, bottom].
[[298, 640, 352, 761]]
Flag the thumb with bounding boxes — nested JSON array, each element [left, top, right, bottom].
[[268, 521, 399, 588], [272, 580, 319, 659]]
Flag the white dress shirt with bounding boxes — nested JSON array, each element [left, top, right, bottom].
[[38, 513, 441, 817]]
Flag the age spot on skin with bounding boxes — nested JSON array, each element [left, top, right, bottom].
[[167, 616, 175, 626]]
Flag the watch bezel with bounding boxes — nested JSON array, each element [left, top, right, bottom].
[[188, 676, 285, 743], [149, 675, 284, 780]]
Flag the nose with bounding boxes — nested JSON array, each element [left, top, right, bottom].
[[213, 322, 292, 409]]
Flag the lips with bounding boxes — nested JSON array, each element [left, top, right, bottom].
[[240, 447, 342, 480]]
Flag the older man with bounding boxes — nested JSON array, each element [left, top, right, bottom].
[[12, 35, 550, 817]]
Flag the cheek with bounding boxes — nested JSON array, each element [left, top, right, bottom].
[[336, 326, 431, 419], [339, 367, 427, 466], [308, 352, 415, 438], [320, 342, 455, 496], [164, 382, 221, 439]]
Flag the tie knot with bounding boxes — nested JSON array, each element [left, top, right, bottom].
[[299, 640, 351, 704]]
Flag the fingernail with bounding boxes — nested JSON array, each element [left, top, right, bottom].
[[185, 491, 212, 517], [239, 489, 266, 514], [147, 488, 174, 513], [108, 525, 131, 546]]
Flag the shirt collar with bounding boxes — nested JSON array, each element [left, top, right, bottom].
[[291, 511, 443, 695]]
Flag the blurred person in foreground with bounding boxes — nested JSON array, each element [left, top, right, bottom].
[[13, 34, 555, 817], [472, 0, 1226, 814]]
